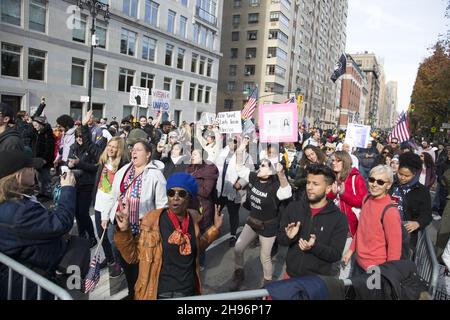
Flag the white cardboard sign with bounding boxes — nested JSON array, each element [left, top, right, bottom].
[[129, 86, 149, 108], [217, 111, 242, 134], [151, 89, 170, 111]]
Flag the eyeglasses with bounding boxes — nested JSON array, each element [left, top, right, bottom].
[[327, 148, 334, 151], [331, 159, 342, 163], [368, 177, 387, 186], [167, 189, 188, 198], [383, 151, 389, 155]]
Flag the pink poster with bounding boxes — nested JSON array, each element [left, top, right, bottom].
[[258, 103, 298, 143]]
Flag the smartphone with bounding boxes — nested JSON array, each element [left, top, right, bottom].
[[161, 134, 168, 144]]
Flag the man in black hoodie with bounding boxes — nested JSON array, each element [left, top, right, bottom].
[[0, 102, 24, 152], [278, 164, 348, 277]]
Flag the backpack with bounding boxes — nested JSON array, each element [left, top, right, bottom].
[[363, 196, 410, 260]]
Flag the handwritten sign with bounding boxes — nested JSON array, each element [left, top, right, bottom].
[[151, 89, 170, 111], [217, 111, 242, 134], [129, 86, 149, 107], [199, 112, 216, 126], [258, 103, 298, 143], [345, 123, 371, 149]]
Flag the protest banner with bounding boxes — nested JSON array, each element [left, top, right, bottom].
[[258, 103, 298, 143]]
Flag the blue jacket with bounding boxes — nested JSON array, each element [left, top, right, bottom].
[[0, 186, 76, 273]]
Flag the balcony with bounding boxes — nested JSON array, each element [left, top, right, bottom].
[[195, 6, 217, 27]]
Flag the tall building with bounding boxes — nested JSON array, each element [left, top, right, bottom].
[[337, 54, 366, 129], [350, 52, 381, 127], [0, 0, 222, 124], [386, 81, 398, 128], [216, 0, 348, 130]]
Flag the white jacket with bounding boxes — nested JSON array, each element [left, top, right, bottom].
[[101, 160, 168, 223], [196, 127, 222, 164], [56, 127, 76, 162]]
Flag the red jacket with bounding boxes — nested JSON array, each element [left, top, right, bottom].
[[327, 167, 367, 236]]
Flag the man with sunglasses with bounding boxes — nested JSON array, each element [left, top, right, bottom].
[[342, 165, 402, 274], [114, 172, 223, 300]]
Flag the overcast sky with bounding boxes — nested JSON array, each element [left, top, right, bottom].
[[346, 0, 448, 113]]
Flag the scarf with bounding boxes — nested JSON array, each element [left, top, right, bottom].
[[392, 174, 420, 221], [167, 209, 192, 256], [120, 165, 143, 236]]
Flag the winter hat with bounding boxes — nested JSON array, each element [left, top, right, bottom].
[[166, 172, 198, 197], [33, 116, 47, 125], [126, 128, 148, 146], [0, 150, 44, 179]]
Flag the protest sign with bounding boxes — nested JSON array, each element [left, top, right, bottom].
[[345, 123, 371, 149], [217, 111, 242, 134], [258, 103, 298, 143], [151, 89, 170, 111], [129, 86, 149, 107]]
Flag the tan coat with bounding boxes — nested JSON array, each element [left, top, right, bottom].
[[114, 208, 220, 300]]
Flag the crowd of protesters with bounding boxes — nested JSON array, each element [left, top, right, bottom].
[[0, 98, 449, 300]]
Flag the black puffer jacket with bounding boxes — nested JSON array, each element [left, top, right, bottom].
[[278, 193, 348, 277], [31, 124, 55, 168], [68, 141, 99, 191], [0, 127, 24, 152]]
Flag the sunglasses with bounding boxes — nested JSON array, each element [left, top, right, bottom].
[[167, 189, 188, 198], [327, 148, 334, 151], [368, 177, 387, 186]]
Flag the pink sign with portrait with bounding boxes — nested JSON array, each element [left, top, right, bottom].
[[258, 103, 298, 143]]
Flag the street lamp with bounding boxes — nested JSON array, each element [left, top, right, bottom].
[[77, 0, 110, 111]]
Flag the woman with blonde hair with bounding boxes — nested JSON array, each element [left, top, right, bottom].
[[93, 135, 128, 277], [327, 151, 367, 237]]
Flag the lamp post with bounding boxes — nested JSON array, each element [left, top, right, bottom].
[[77, 0, 110, 111]]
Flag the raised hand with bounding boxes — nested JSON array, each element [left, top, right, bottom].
[[116, 199, 130, 231], [82, 110, 93, 126], [285, 222, 301, 239], [213, 204, 224, 229]]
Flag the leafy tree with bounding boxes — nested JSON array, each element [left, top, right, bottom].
[[410, 41, 450, 135]]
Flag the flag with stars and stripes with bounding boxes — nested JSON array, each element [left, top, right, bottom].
[[241, 87, 258, 120], [389, 111, 410, 143], [283, 96, 296, 103], [84, 252, 101, 293]]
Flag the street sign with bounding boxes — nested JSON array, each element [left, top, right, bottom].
[[151, 89, 170, 111], [129, 86, 149, 108], [431, 126, 437, 133], [441, 123, 450, 129], [80, 95, 90, 103]]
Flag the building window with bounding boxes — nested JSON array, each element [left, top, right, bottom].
[[233, 1, 241, 8], [72, 15, 86, 43], [205, 86, 211, 104], [224, 99, 233, 110], [28, 48, 45, 81], [206, 59, 212, 77], [266, 64, 286, 77], [29, 0, 46, 33], [229, 65, 237, 76], [230, 48, 238, 59], [227, 81, 235, 92], [231, 32, 239, 41], [1, 43, 21, 77], [181, 0, 188, 6], [268, 47, 287, 60], [269, 29, 288, 44], [94, 20, 107, 49], [248, 13, 259, 24], [118, 67, 135, 92], [91, 103, 104, 119], [93, 62, 106, 89], [246, 47, 256, 59], [193, 23, 199, 43], [200, 26, 207, 47], [123, 0, 138, 18], [247, 30, 257, 40], [163, 77, 171, 92], [175, 80, 183, 99], [144, 0, 158, 27], [167, 10, 176, 34], [165, 44, 173, 66], [142, 36, 156, 61], [177, 48, 185, 69], [207, 30, 214, 51], [71, 58, 85, 86], [1, 0, 21, 26], [244, 65, 255, 76], [140, 72, 154, 90], [249, 0, 260, 6], [120, 29, 136, 56], [199, 57, 205, 75], [270, 11, 289, 27], [189, 83, 196, 101], [232, 14, 240, 26], [191, 54, 198, 72], [179, 15, 187, 37], [197, 85, 203, 103], [70, 101, 83, 121]]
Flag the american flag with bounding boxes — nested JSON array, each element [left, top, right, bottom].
[[84, 252, 101, 293], [389, 111, 410, 143], [283, 96, 296, 103], [241, 87, 258, 120]]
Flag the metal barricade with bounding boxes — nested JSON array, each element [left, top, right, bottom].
[[414, 228, 440, 299], [169, 279, 353, 300], [0, 252, 73, 300]]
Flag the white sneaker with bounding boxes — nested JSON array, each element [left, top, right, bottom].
[[432, 213, 442, 221]]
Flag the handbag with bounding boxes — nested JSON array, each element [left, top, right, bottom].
[[58, 236, 91, 279], [246, 216, 264, 231]]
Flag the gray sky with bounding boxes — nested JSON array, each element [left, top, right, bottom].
[[346, 0, 448, 112]]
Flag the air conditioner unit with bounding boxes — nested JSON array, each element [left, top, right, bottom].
[[245, 71, 251, 76], [247, 54, 253, 59], [268, 54, 273, 58], [268, 34, 273, 39]]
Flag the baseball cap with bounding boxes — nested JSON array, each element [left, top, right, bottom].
[[0, 150, 44, 180]]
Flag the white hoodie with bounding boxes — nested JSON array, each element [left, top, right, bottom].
[[56, 127, 76, 162], [101, 160, 168, 223]]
